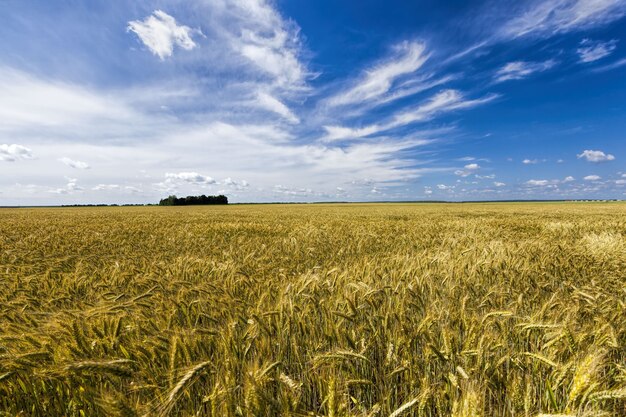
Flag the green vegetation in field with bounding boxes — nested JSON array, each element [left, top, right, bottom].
[[0, 203, 625, 416]]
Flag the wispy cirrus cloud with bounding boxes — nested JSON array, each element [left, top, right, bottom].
[[223, 0, 311, 90], [326, 41, 429, 108], [494, 60, 557, 82], [499, 0, 626, 40], [591, 57, 626, 72], [392, 89, 498, 125], [577, 38, 618, 62], [128, 10, 201, 60], [253, 92, 300, 123], [323, 89, 498, 141]]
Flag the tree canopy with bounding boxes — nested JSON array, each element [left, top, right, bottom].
[[158, 195, 228, 206]]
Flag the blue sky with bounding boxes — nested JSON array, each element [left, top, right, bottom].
[[1, 0, 625, 204]]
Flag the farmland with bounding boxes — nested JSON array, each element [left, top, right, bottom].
[[0, 203, 625, 416]]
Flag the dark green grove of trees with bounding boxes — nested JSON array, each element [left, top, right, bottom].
[[158, 195, 228, 206]]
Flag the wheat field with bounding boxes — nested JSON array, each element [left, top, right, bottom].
[[0, 203, 625, 416]]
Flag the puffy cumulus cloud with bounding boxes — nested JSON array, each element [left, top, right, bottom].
[[60, 157, 90, 169], [50, 177, 82, 194], [526, 179, 551, 187], [128, 10, 201, 60], [584, 175, 601, 181], [577, 39, 618, 63], [494, 182, 506, 187], [494, 60, 557, 82], [455, 163, 480, 177], [223, 177, 250, 190], [437, 184, 455, 190], [165, 172, 216, 184], [0, 144, 33, 161], [272, 184, 315, 197], [577, 149, 615, 162], [563, 176, 575, 182], [523, 159, 539, 164]]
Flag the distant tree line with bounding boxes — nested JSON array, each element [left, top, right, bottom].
[[158, 195, 228, 206]]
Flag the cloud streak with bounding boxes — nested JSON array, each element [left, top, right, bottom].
[[577, 38, 618, 62], [327, 41, 429, 107], [494, 60, 557, 82], [499, 0, 626, 39], [323, 89, 498, 141]]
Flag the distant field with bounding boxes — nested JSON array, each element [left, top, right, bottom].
[[1, 203, 625, 416]]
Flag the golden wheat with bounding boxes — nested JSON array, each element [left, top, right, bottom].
[[0, 202, 624, 416]]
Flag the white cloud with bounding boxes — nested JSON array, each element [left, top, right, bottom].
[[523, 159, 539, 164], [223, 177, 250, 190], [577, 149, 615, 162], [230, 0, 309, 88], [322, 125, 384, 142], [526, 179, 550, 186], [577, 38, 618, 63], [592, 57, 626, 72], [584, 175, 601, 181], [0, 67, 160, 140], [455, 163, 480, 177], [563, 176, 575, 182], [494, 60, 557, 82], [128, 10, 200, 60], [254, 92, 299, 123], [165, 172, 216, 184], [392, 89, 498, 126], [437, 184, 455, 190], [0, 144, 33, 161], [50, 177, 82, 194], [323, 89, 497, 141], [273, 184, 315, 196], [615, 179, 626, 185], [500, 0, 626, 39], [60, 157, 90, 169], [327, 41, 428, 107], [92, 184, 120, 191], [494, 182, 506, 187]]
